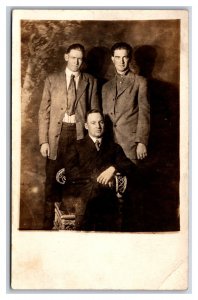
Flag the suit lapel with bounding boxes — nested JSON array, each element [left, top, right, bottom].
[[85, 135, 105, 156], [84, 135, 98, 153], [58, 71, 88, 108], [57, 71, 67, 105], [87, 134, 95, 147], [75, 73, 88, 107], [109, 78, 117, 100], [116, 71, 135, 98]]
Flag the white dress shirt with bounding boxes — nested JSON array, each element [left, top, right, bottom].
[[63, 67, 80, 123], [89, 135, 102, 145]]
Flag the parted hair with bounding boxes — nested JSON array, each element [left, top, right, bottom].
[[66, 43, 85, 56], [85, 109, 104, 121], [111, 42, 133, 59]]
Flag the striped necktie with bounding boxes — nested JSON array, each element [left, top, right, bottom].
[[67, 74, 76, 116], [95, 139, 100, 151]]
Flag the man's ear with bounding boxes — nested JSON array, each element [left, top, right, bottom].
[[64, 54, 69, 62], [84, 123, 88, 130], [111, 56, 115, 64]]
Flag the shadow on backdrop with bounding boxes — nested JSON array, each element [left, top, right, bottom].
[[86, 46, 112, 105], [133, 45, 180, 231]]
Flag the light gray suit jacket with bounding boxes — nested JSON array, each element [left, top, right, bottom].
[[102, 71, 150, 161], [39, 71, 99, 160]]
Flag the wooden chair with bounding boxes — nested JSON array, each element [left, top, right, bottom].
[[54, 170, 127, 230]]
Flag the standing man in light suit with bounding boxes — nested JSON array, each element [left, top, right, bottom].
[[39, 43, 99, 229], [102, 42, 150, 164]]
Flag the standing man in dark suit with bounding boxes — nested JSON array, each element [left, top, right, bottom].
[[57, 109, 136, 231], [39, 44, 99, 229], [102, 42, 150, 164]]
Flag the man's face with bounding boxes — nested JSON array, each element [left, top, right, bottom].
[[111, 49, 130, 74], [85, 113, 105, 138], [64, 49, 83, 72]]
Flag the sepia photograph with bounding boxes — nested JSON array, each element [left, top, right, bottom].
[[12, 9, 188, 290], [20, 16, 180, 232]]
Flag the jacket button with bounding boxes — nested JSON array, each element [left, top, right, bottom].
[[114, 124, 117, 127], [55, 135, 59, 137], [58, 122, 61, 124], [61, 108, 63, 110]]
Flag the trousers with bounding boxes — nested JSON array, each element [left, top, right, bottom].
[[43, 123, 77, 229]]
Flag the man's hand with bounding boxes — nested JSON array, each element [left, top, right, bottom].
[[97, 166, 116, 186], [136, 143, 147, 160], [40, 143, 50, 157]]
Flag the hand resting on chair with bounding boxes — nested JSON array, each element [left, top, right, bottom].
[[96, 166, 116, 187], [56, 166, 127, 197]]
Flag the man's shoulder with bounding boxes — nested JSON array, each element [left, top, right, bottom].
[[102, 136, 121, 149], [46, 71, 64, 81], [125, 71, 147, 86], [76, 135, 90, 146], [102, 77, 115, 90], [81, 72, 96, 82], [76, 138, 86, 145], [133, 73, 147, 84], [46, 71, 95, 80]]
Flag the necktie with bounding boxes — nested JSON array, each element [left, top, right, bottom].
[[67, 74, 76, 116], [95, 139, 100, 151]]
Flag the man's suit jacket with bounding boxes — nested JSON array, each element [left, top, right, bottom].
[[60, 134, 135, 215], [102, 71, 150, 161], [38, 71, 99, 160]]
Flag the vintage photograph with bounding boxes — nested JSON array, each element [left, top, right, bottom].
[[12, 10, 188, 290], [20, 17, 180, 232]]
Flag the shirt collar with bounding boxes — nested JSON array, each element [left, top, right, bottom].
[[89, 135, 102, 144], [116, 68, 130, 78], [65, 67, 80, 78]]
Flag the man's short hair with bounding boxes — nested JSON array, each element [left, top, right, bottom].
[[86, 109, 104, 121], [66, 43, 85, 56], [111, 42, 133, 59]]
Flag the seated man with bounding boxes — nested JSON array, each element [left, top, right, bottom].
[[56, 109, 137, 231]]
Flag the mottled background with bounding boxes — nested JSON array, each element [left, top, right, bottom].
[[20, 20, 180, 230]]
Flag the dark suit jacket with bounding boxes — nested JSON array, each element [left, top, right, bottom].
[[39, 71, 99, 160], [102, 70, 150, 161], [59, 134, 136, 230]]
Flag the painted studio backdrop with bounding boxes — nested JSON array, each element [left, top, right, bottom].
[[20, 19, 180, 230]]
